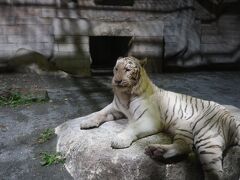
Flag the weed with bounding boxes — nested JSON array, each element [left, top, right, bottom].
[[0, 92, 47, 107], [37, 128, 55, 144], [40, 152, 65, 166]]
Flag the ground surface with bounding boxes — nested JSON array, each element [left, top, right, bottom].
[[0, 71, 240, 180]]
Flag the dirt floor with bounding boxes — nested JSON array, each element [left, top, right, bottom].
[[0, 71, 240, 180]]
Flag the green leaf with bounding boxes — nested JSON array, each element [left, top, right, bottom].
[[40, 152, 66, 166]]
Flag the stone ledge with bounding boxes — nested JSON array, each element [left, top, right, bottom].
[[55, 105, 240, 180]]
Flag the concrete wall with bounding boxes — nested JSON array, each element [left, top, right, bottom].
[[196, 0, 240, 67], [163, 0, 240, 70], [0, 0, 239, 75]]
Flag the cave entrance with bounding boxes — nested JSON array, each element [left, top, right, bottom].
[[89, 36, 132, 74], [94, 0, 134, 6]]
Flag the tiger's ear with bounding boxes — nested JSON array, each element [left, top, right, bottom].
[[139, 58, 147, 67], [117, 56, 123, 61]]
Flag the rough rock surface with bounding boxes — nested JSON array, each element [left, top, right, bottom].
[[1, 0, 240, 74], [55, 105, 240, 180]]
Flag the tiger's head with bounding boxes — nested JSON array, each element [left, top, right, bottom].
[[112, 56, 147, 92]]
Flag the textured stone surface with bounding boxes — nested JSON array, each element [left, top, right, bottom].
[[55, 118, 201, 180], [55, 105, 240, 180], [0, 0, 239, 73], [6, 48, 91, 76]]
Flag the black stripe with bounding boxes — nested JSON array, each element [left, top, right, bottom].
[[203, 101, 211, 110], [175, 133, 193, 141], [184, 96, 188, 112], [177, 129, 192, 135], [164, 96, 170, 120], [115, 95, 121, 106], [175, 95, 179, 115], [190, 97, 193, 104], [229, 128, 237, 144], [228, 118, 238, 144], [131, 76, 137, 81], [165, 115, 168, 122], [195, 98, 198, 112], [196, 141, 212, 151], [193, 111, 219, 136], [168, 96, 177, 125], [133, 104, 141, 116], [231, 123, 240, 144], [186, 97, 194, 120], [136, 108, 148, 120], [204, 110, 220, 127], [227, 118, 233, 142], [196, 119, 220, 140], [165, 117, 177, 130], [173, 138, 188, 143], [173, 95, 177, 114], [199, 150, 216, 155], [180, 105, 184, 119], [204, 144, 222, 149], [114, 96, 120, 109], [178, 94, 184, 118], [178, 97, 184, 119], [195, 133, 219, 145], [207, 101, 211, 107], [221, 115, 227, 142], [186, 108, 194, 120], [202, 157, 222, 166], [192, 105, 219, 131], [206, 111, 229, 134], [167, 114, 174, 125], [168, 96, 177, 124], [131, 96, 138, 102]]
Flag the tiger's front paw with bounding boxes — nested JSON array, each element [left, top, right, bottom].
[[80, 119, 100, 129], [111, 134, 134, 149]]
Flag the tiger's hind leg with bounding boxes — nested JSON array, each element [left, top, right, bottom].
[[145, 132, 193, 159], [195, 137, 224, 180]]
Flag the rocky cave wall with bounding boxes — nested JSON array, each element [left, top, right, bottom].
[[0, 0, 239, 75]]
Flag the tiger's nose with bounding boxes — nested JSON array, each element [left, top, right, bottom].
[[115, 80, 122, 84]]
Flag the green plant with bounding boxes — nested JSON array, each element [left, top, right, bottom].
[[37, 128, 55, 144], [40, 152, 66, 166], [0, 92, 47, 107]]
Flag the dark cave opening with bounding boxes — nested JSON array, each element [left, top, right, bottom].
[[94, 0, 134, 6], [89, 36, 132, 73]]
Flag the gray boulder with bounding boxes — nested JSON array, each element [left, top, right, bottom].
[[55, 105, 240, 180]]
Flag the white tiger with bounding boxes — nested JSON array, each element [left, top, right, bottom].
[[80, 56, 240, 180]]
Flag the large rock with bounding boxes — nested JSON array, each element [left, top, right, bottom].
[[55, 105, 240, 180]]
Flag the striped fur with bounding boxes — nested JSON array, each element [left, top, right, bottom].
[[80, 57, 240, 180]]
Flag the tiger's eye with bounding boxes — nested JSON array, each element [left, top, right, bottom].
[[115, 67, 118, 71], [125, 68, 130, 72]]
